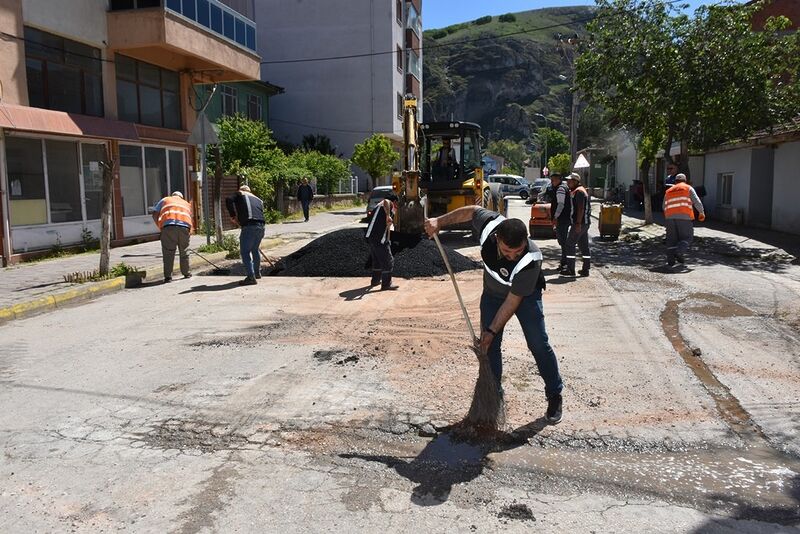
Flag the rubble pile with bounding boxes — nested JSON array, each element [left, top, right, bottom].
[[273, 228, 480, 278]]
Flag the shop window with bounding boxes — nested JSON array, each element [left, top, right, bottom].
[[24, 27, 104, 117], [7, 137, 47, 226], [145, 147, 168, 209], [115, 54, 182, 129], [119, 145, 145, 216], [45, 140, 82, 223], [81, 144, 106, 220]]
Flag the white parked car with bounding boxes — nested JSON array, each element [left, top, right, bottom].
[[486, 174, 530, 199]]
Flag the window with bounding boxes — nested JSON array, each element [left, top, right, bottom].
[[24, 27, 104, 117], [120, 145, 146, 216], [115, 54, 181, 129], [247, 94, 262, 121], [81, 144, 106, 220], [396, 0, 403, 24], [397, 93, 403, 120], [46, 140, 82, 223], [221, 85, 238, 116], [719, 173, 733, 206], [110, 0, 159, 9], [396, 45, 403, 73], [7, 137, 47, 226], [118, 145, 185, 217]]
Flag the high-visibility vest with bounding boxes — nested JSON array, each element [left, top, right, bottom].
[[664, 182, 695, 220], [156, 196, 193, 230], [570, 186, 591, 225]]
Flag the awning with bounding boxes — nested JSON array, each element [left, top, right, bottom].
[[0, 104, 139, 141]]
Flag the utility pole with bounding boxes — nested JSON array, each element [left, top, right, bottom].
[[556, 33, 580, 165], [533, 113, 548, 173]]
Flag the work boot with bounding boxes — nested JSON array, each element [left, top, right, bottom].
[[183, 273, 192, 279], [370, 271, 381, 287], [255, 271, 262, 279], [675, 253, 685, 264], [164, 276, 172, 283], [239, 276, 257, 286], [578, 259, 590, 277], [560, 261, 576, 277], [380, 273, 398, 291], [546, 394, 563, 424]]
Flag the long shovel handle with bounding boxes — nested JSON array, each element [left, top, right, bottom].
[[424, 198, 477, 342]]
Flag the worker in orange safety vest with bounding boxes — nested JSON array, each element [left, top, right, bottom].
[[663, 174, 705, 267], [152, 191, 193, 282]]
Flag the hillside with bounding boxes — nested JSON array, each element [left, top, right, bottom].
[[423, 6, 595, 147]]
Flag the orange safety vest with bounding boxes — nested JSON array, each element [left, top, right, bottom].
[[664, 182, 695, 220], [156, 196, 193, 230]]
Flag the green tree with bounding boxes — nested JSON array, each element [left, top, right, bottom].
[[301, 134, 338, 156], [301, 151, 351, 195], [215, 114, 277, 172], [486, 139, 527, 175], [547, 153, 572, 176], [576, 0, 800, 222], [534, 127, 569, 168], [352, 134, 399, 190]]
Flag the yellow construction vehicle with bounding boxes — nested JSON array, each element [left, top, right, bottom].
[[392, 96, 503, 237]]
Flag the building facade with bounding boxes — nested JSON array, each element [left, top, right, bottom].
[[254, 0, 422, 189], [0, 0, 260, 264], [194, 80, 283, 128]]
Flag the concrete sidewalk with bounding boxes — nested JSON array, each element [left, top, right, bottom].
[[0, 207, 364, 324]]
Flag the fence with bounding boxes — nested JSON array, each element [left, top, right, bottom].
[[313, 176, 359, 195]]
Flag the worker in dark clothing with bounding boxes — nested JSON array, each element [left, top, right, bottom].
[[225, 185, 266, 286], [297, 178, 314, 222], [562, 172, 591, 277], [424, 206, 564, 424], [364, 192, 399, 291], [549, 172, 572, 271]]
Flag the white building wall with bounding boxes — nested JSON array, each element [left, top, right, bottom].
[[255, 0, 405, 161], [703, 148, 752, 217], [772, 141, 800, 235], [21, 0, 108, 46]]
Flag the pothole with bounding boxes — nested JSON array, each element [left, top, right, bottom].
[[498, 503, 536, 521]]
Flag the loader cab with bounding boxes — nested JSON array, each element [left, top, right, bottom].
[[420, 122, 482, 191]]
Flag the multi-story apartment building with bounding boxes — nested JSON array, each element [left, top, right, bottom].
[[254, 0, 422, 188], [0, 0, 260, 264]]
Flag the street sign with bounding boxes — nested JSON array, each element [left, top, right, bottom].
[[187, 111, 219, 145]]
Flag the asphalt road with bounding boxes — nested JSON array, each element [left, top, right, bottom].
[[1, 198, 798, 533]]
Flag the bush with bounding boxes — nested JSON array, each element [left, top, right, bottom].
[[548, 153, 573, 176], [499, 13, 516, 23], [473, 15, 492, 25], [429, 29, 447, 39], [445, 23, 468, 35]]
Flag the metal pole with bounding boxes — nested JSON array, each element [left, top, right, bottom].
[[200, 113, 210, 245]]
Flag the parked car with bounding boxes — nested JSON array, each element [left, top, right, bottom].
[[366, 186, 395, 220], [486, 174, 529, 199], [527, 178, 551, 203]]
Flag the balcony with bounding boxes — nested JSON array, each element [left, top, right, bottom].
[[108, 0, 260, 81], [406, 2, 422, 38]]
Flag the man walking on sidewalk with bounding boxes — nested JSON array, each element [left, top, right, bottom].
[[562, 173, 591, 277], [152, 191, 193, 283], [424, 206, 564, 424], [549, 172, 572, 271], [297, 178, 314, 222], [226, 185, 266, 286], [663, 174, 705, 267]]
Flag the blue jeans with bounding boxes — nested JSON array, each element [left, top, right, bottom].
[[239, 224, 265, 277], [480, 290, 563, 399]]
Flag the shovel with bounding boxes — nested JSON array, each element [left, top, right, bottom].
[[188, 248, 231, 275]]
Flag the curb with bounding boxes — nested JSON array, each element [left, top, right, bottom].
[[0, 250, 229, 327]]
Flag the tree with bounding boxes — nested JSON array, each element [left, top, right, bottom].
[[215, 114, 277, 172], [98, 144, 115, 276], [486, 139, 527, 175], [301, 134, 338, 156], [534, 128, 569, 169], [352, 134, 398, 190], [547, 153, 572, 176], [577, 0, 800, 222]]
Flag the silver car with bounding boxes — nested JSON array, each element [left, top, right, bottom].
[[486, 174, 530, 199]]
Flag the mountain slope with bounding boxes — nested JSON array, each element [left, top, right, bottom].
[[423, 6, 594, 145]]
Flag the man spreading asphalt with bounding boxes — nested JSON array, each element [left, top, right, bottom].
[[548, 172, 572, 271], [152, 191, 193, 283], [562, 172, 591, 277], [424, 206, 564, 424], [226, 185, 266, 286], [663, 173, 705, 267], [364, 193, 399, 291]]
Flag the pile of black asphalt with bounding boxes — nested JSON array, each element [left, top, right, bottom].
[[270, 228, 480, 278]]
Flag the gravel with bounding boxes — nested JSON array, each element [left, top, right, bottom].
[[272, 228, 480, 278]]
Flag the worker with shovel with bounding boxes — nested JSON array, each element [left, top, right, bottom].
[[152, 191, 193, 283], [364, 193, 399, 291], [226, 185, 266, 286], [424, 206, 564, 424]]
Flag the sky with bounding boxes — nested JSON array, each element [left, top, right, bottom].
[[423, 1, 746, 29]]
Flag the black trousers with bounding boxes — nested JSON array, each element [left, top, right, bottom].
[[369, 241, 393, 285]]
